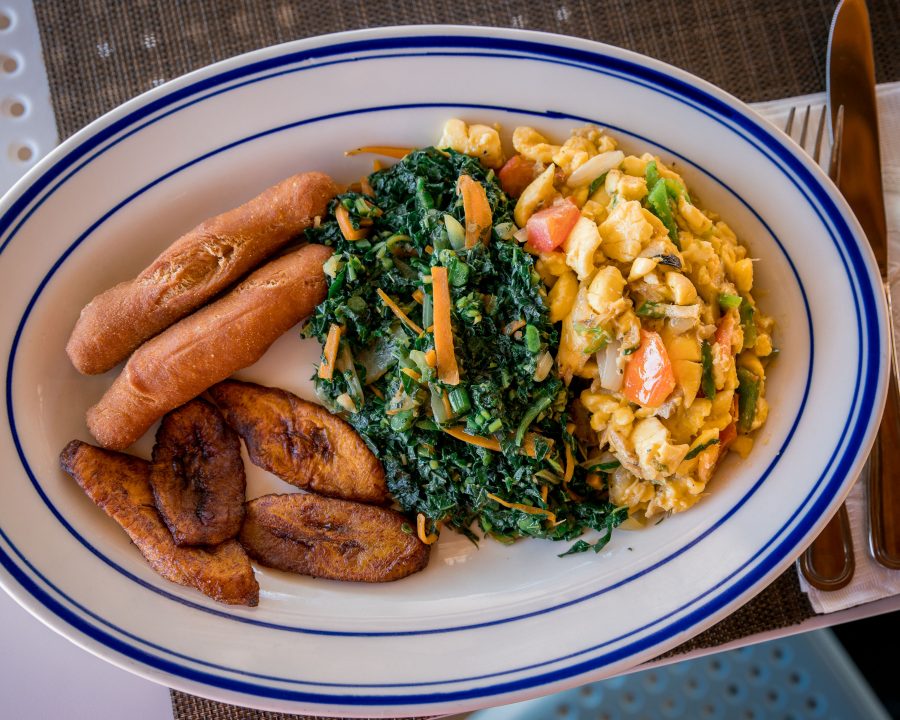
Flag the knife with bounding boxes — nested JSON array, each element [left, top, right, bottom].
[[828, 0, 900, 569]]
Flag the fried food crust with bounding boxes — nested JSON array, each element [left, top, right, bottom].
[[209, 380, 388, 504], [60, 439, 258, 606], [86, 243, 332, 450], [150, 398, 245, 546], [67, 171, 338, 375], [240, 493, 429, 582]]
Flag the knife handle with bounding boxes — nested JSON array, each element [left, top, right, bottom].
[[799, 502, 855, 590], [869, 283, 900, 568]]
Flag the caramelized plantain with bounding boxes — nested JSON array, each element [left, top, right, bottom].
[[208, 380, 387, 504], [59, 440, 258, 606], [150, 399, 245, 546], [240, 493, 429, 582]]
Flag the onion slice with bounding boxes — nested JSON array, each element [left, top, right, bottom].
[[567, 151, 625, 188]]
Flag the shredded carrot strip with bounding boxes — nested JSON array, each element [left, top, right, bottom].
[[457, 175, 493, 248], [443, 426, 543, 458], [521, 433, 549, 458], [376, 288, 424, 335], [503, 319, 527, 336], [417, 513, 439, 545], [424, 349, 437, 367], [369, 385, 385, 400], [441, 390, 454, 419], [346, 145, 413, 159], [564, 443, 575, 483], [335, 204, 368, 241], [373, 159, 384, 171], [318, 324, 343, 380], [412, 289, 425, 304], [425, 245, 434, 254], [401, 367, 421, 381], [485, 493, 556, 523], [541, 485, 549, 503], [444, 426, 501, 451], [431, 266, 460, 385], [360, 176, 374, 196]]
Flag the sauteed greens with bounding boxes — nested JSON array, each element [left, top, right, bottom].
[[306, 148, 625, 552]]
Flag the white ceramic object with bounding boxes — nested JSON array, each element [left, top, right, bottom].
[[0, 27, 887, 718]]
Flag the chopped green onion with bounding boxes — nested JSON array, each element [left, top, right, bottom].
[[636, 301, 665, 319], [514, 394, 554, 446], [588, 172, 609, 197], [524, 324, 541, 353], [389, 409, 414, 432], [718, 293, 742, 310], [740, 302, 757, 347], [415, 177, 434, 210], [585, 459, 621, 472], [488, 418, 504, 433], [737, 367, 760, 433], [701, 340, 716, 399], [684, 438, 719, 461], [448, 387, 471, 415], [444, 214, 466, 251], [421, 292, 433, 329]]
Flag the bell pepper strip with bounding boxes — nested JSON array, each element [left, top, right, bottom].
[[737, 367, 760, 433], [431, 266, 461, 385], [525, 199, 581, 253], [335, 204, 368, 241], [622, 329, 676, 407], [457, 175, 492, 248], [646, 179, 680, 247], [317, 324, 343, 380], [498, 155, 536, 198], [719, 421, 738, 449]]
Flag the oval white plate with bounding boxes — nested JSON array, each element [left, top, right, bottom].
[[0, 26, 887, 718]]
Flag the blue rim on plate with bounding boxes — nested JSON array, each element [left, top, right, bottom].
[[0, 27, 887, 713]]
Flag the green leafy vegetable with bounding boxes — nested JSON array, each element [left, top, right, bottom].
[[306, 147, 624, 551]]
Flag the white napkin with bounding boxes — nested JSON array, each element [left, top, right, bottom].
[[752, 82, 900, 613]]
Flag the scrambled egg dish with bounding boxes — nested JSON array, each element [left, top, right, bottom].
[[439, 119, 774, 521]]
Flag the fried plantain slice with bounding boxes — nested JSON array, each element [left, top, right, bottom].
[[240, 493, 429, 582], [150, 398, 245, 546], [208, 380, 387, 504], [60, 440, 258, 606]]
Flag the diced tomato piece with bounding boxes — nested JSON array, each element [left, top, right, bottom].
[[715, 312, 736, 351], [525, 200, 581, 253], [623, 329, 676, 407], [498, 155, 536, 198]]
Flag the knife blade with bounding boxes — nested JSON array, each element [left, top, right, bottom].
[[827, 0, 900, 569]]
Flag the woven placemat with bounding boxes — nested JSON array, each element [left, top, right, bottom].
[[33, 0, 900, 142], [32, 1, 893, 718]]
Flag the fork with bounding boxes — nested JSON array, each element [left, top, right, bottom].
[[786, 105, 857, 591]]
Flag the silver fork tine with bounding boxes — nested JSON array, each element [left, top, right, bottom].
[[798, 105, 811, 150], [785, 106, 797, 136]]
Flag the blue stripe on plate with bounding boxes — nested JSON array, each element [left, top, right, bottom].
[[0, 33, 883, 703]]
